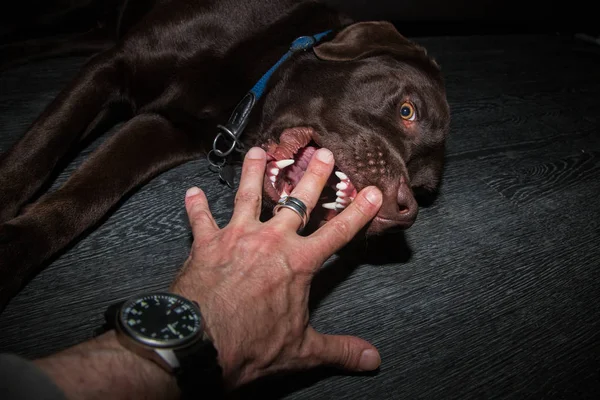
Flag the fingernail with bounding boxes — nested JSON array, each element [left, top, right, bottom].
[[315, 148, 333, 163], [359, 349, 381, 371], [246, 147, 265, 160], [364, 187, 382, 206], [186, 187, 202, 198]]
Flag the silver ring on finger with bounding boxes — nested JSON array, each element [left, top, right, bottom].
[[272, 196, 309, 230]]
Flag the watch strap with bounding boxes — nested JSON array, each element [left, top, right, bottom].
[[175, 338, 225, 399], [94, 301, 124, 337]]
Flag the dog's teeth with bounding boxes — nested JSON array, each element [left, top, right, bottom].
[[275, 159, 294, 169], [336, 197, 348, 205], [336, 182, 348, 190], [335, 171, 348, 180], [270, 181, 276, 189], [270, 168, 280, 176], [336, 190, 346, 197], [281, 189, 289, 197], [322, 202, 338, 210], [269, 176, 276, 183]]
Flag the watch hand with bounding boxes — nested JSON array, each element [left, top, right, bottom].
[[167, 324, 178, 334]]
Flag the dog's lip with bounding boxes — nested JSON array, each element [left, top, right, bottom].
[[371, 216, 415, 231]]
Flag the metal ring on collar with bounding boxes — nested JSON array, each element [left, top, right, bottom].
[[212, 125, 239, 157], [273, 196, 309, 230]]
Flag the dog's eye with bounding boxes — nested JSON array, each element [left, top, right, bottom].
[[400, 102, 416, 121]]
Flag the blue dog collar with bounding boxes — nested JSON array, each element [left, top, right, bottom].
[[249, 30, 332, 101], [209, 30, 332, 162]]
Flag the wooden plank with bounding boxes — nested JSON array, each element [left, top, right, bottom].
[[1, 34, 599, 399]]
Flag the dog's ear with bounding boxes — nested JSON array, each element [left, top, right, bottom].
[[314, 21, 429, 62]]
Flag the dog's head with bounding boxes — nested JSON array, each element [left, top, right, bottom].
[[249, 21, 450, 235]]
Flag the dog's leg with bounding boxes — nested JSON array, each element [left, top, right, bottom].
[[0, 50, 123, 223], [0, 113, 207, 311]]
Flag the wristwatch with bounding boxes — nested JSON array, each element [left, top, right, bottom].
[[99, 291, 224, 398]]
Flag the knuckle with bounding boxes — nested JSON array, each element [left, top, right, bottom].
[[244, 160, 264, 175], [258, 225, 287, 245], [222, 225, 245, 243], [188, 201, 208, 222], [353, 196, 376, 218], [307, 162, 331, 179], [188, 205, 210, 223], [234, 190, 261, 206], [188, 198, 206, 215], [328, 219, 352, 241], [234, 235, 255, 253], [338, 341, 354, 368], [190, 209, 212, 228], [292, 241, 320, 271]]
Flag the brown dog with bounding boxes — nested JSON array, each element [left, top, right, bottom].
[[0, 0, 450, 310]]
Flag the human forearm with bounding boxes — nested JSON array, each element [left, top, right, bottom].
[[34, 330, 179, 400]]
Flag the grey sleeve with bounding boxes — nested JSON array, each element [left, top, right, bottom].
[[0, 353, 67, 400]]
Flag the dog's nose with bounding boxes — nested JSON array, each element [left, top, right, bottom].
[[372, 177, 418, 231], [395, 180, 418, 225]]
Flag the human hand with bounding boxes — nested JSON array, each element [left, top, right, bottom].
[[170, 146, 383, 388]]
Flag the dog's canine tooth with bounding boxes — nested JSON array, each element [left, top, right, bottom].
[[335, 171, 348, 180], [269, 176, 276, 183], [336, 182, 348, 190], [275, 159, 294, 169], [270, 167, 280, 176], [322, 202, 338, 210]]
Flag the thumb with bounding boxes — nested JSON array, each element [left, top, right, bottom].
[[306, 327, 381, 372]]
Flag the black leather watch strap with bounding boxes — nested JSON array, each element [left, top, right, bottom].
[[175, 338, 225, 399], [94, 301, 124, 337]]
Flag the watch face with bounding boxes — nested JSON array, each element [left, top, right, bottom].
[[119, 293, 202, 348]]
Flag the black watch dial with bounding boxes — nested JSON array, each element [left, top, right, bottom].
[[118, 292, 202, 348]]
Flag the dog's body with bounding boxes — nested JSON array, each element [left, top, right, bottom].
[[0, 0, 450, 310]]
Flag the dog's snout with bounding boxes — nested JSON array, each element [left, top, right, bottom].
[[369, 176, 418, 232]]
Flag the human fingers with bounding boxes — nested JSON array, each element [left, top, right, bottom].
[[304, 327, 381, 372], [271, 148, 334, 232], [306, 186, 382, 262], [230, 147, 267, 223], [185, 186, 219, 240]]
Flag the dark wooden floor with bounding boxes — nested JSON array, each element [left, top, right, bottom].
[[0, 33, 599, 399]]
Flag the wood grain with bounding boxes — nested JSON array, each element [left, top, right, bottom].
[[1, 33, 600, 399]]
